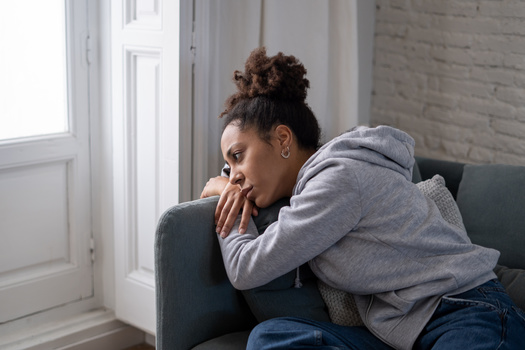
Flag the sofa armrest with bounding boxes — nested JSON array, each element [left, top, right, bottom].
[[155, 196, 256, 350]]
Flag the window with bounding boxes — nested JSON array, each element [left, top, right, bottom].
[[0, 1, 69, 141], [0, 0, 93, 324]]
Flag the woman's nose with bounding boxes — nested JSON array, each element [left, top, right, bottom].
[[230, 170, 244, 185]]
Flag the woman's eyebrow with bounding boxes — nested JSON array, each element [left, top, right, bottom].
[[225, 143, 241, 160]]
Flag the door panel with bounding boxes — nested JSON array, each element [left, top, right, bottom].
[[112, 0, 181, 334], [0, 161, 69, 275]]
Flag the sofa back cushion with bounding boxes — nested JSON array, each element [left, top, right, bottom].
[[415, 157, 465, 199], [457, 164, 525, 270]]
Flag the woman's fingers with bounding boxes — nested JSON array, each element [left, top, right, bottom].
[[218, 194, 242, 237], [215, 183, 256, 238], [215, 195, 235, 235], [215, 192, 228, 224], [215, 185, 243, 237], [239, 200, 255, 234]]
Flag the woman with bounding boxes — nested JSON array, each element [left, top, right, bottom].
[[201, 48, 525, 349]]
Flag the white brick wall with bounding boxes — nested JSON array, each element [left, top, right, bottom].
[[371, 0, 525, 165]]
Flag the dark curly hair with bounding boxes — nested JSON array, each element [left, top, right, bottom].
[[219, 47, 321, 151]]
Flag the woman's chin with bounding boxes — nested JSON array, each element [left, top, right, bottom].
[[254, 195, 282, 209], [254, 197, 270, 209], [254, 199, 266, 208]]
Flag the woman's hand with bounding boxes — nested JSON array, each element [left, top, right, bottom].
[[200, 176, 229, 199], [215, 182, 258, 238]]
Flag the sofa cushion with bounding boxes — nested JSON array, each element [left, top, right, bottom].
[[457, 164, 525, 270], [412, 158, 422, 183], [241, 198, 331, 323], [192, 331, 250, 350], [415, 157, 465, 199], [494, 265, 525, 312]]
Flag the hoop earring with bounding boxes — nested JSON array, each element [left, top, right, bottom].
[[281, 146, 290, 159]]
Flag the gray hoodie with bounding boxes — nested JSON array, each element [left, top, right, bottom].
[[218, 125, 499, 349]]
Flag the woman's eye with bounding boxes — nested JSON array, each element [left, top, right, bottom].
[[233, 152, 242, 161]]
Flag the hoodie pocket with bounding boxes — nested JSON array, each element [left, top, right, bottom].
[[366, 291, 413, 327]]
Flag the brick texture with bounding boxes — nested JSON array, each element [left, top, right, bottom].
[[371, 0, 525, 165]]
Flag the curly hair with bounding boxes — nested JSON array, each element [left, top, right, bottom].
[[220, 47, 321, 151]]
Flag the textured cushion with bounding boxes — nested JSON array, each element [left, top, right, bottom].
[[317, 280, 364, 327], [457, 164, 525, 270], [417, 175, 466, 231], [241, 198, 331, 323]]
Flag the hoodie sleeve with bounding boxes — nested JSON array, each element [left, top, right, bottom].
[[217, 161, 361, 290]]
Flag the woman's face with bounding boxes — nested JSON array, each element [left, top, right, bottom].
[[221, 123, 294, 208]]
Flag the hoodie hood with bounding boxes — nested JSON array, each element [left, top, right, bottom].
[[303, 126, 415, 181]]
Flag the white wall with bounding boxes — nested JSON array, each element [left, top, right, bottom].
[[262, 0, 376, 139]]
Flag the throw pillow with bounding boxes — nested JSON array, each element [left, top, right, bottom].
[[317, 280, 364, 326], [416, 174, 466, 231]]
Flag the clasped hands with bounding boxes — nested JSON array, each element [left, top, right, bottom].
[[200, 176, 258, 238]]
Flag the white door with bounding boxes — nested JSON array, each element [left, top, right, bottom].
[[112, 0, 183, 334], [0, 0, 93, 322]]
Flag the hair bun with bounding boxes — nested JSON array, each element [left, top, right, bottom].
[[232, 47, 309, 102]]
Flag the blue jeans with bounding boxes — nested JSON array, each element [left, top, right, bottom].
[[247, 280, 525, 350]]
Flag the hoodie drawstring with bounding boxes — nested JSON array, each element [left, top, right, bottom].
[[294, 267, 303, 288]]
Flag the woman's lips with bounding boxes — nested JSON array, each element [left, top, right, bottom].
[[241, 186, 253, 199]]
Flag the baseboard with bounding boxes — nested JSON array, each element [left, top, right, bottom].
[[0, 309, 147, 350], [55, 324, 145, 350], [145, 333, 156, 346]]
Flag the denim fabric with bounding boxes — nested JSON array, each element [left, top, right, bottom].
[[415, 279, 525, 350], [247, 318, 393, 350], [247, 280, 525, 350]]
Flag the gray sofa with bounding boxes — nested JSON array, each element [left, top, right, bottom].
[[155, 157, 525, 350]]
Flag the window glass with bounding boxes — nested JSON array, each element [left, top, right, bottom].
[[0, 1, 68, 141]]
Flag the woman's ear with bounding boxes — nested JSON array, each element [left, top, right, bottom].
[[275, 125, 293, 147]]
